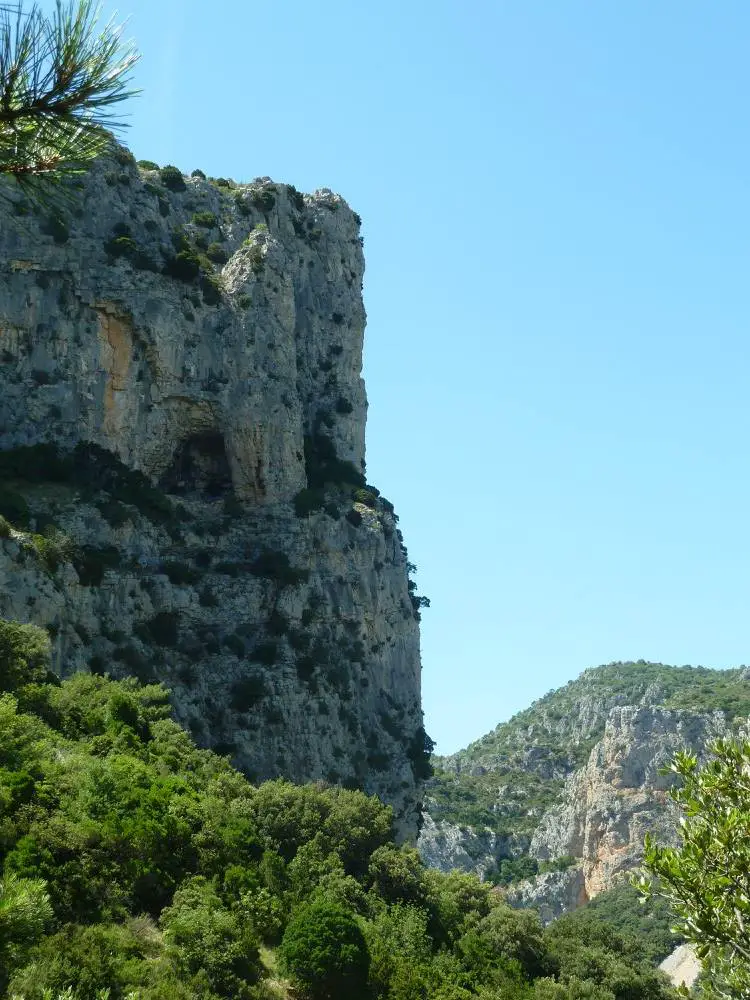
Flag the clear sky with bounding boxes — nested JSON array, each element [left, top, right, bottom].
[[69, 0, 750, 753]]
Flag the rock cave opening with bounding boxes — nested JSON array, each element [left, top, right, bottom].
[[161, 431, 233, 498]]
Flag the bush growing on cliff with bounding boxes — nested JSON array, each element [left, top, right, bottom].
[[0, 442, 175, 526], [0, 487, 30, 528], [249, 548, 310, 586], [159, 165, 186, 191]]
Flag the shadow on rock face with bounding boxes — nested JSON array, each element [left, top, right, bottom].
[[160, 431, 233, 498]]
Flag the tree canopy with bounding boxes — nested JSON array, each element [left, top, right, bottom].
[[641, 738, 750, 999], [0, 616, 678, 999]]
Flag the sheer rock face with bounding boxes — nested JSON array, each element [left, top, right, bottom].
[[504, 868, 587, 925], [0, 156, 424, 839], [528, 706, 726, 898], [498, 706, 727, 919], [0, 162, 365, 500], [420, 701, 726, 919], [417, 813, 526, 881]]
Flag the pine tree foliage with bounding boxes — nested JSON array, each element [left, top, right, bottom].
[[0, 0, 138, 181]]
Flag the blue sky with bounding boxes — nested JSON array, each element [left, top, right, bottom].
[[80, 1, 750, 752]]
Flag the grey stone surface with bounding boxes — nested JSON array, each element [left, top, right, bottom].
[[528, 706, 726, 897], [0, 154, 424, 839]]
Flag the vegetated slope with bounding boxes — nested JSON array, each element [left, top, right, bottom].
[[0, 620, 676, 1000], [559, 883, 683, 967], [0, 152, 429, 838], [421, 661, 749, 884]]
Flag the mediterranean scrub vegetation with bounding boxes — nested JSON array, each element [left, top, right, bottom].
[[0, 618, 677, 999]]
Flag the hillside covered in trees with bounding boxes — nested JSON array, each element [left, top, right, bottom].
[[0, 619, 678, 1000]]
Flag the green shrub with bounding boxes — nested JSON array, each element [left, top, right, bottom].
[[96, 498, 132, 528], [163, 248, 200, 282], [231, 673, 267, 711], [41, 214, 70, 243], [223, 633, 245, 657], [237, 294, 252, 309], [7, 921, 155, 1000], [137, 159, 160, 170], [286, 185, 305, 212], [160, 877, 261, 995], [200, 272, 222, 304], [279, 896, 370, 999], [198, 588, 218, 608], [0, 514, 10, 538], [0, 620, 52, 693], [294, 487, 325, 517], [251, 189, 276, 213], [103, 222, 158, 270], [408, 725, 435, 781], [303, 431, 365, 489], [354, 487, 379, 508], [159, 165, 186, 191], [72, 545, 122, 586], [161, 561, 201, 586], [206, 241, 228, 264], [249, 548, 309, 587], [190, 168, 206, 179], [252, 642, 278, 666], [268, 610, 288, 636], [30, 530, 74, 574], [142, 611, 180, 648], [191, 211, 217, 228]]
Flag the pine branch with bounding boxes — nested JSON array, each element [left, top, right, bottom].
[[0, 0, 139, 180]]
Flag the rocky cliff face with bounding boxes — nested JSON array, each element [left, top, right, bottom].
[[420, 661, 742, 917], [529, 706, 726, 892], [509, 706, 726, 918], [0, 152, 426, 838]]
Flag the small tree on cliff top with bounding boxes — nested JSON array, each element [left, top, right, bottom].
[[0, 0, 138, 182], [639, 737, 750, 999]]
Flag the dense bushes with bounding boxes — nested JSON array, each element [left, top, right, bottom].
[[0, 619, 677, 1000], [0, 442, 174, 526]]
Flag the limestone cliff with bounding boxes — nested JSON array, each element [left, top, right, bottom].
[[505, 706, 725, 920], [0, 151, 427, 838], [420, 661, 747, 914], [528, 706, 726, 897]]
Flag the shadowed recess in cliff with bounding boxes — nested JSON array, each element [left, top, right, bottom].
[[160, 431, 233, 498]]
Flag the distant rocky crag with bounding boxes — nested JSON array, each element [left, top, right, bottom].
[[420, 661, 748, 916], [0, 151, 429, 839]]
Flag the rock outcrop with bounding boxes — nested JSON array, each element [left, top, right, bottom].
[[504, 868, 587, 925], [419, 664, 736, 919], [528, 706, 726, 901], [0, 153, 426, 838], [417, 813, 524, 880]]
